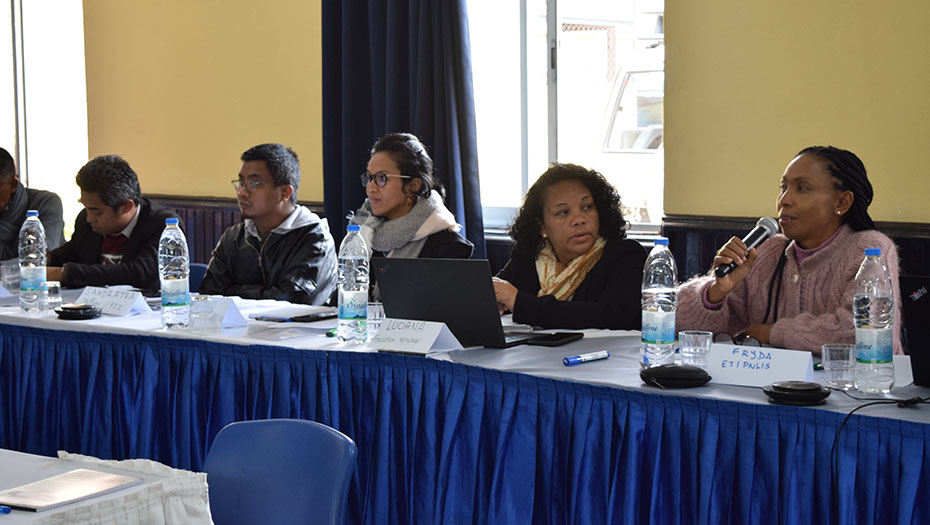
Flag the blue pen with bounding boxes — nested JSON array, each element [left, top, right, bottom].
[[0, 505, 11, 514], [563, 350, 609, 366]]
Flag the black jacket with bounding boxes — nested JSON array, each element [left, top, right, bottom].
[[496, 237, 646, 330], [48, 197, 180, 289], [199, 206, 338, 305]]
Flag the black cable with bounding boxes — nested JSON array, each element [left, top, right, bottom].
[[829, 394, 930, 524]]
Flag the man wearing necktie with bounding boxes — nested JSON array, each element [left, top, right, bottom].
[[47, 155, 182, 290]]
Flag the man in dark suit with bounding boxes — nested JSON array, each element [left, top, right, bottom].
[[47, 155, 181, 289], [0, 146, 65, 259]]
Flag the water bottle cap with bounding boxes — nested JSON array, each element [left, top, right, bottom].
[[653, 237, 669, 246], [864, 248, 881, 256], [347, 224, 360, 232], [26, 210, 38, 217], [165, 218, 179, 225]]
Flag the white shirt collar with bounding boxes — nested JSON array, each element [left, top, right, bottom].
[[116, 203, 141, 238]]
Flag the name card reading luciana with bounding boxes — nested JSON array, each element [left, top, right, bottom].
[[706, 343, 813, 387], [76, 287, 152, 317], [369, 318, 463, 354]]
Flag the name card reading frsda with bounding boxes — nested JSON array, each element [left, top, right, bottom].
[[369, 318, 462, 354], [707, 343, 813, 387]]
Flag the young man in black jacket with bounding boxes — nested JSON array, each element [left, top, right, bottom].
[[0, 147, 65, 259], [199, 143, 337, 305], [47, 155, 181, 289]]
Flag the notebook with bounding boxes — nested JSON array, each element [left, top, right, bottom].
[[373, 257, 549, 348], [0, 468, 142, 512], [900, 275, 930, 387]]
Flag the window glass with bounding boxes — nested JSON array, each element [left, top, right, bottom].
[[0, 1, 16, 154], [468, 0, 664, 229]]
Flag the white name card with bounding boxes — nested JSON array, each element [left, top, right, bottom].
[[369, 318, 463, 355], [76, 287, 152, 317], [212, 297, 247, 327], [707, 343, 814, 387]]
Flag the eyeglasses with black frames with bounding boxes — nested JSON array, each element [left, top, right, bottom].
[[359, 171, 413, 187], [713, 332, 763, 347], [231, 179, 270, 192]]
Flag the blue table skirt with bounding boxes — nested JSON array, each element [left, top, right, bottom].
[[1, 324, 927, 524]]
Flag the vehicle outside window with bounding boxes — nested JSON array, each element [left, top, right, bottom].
[[468, 0, 665, 230]]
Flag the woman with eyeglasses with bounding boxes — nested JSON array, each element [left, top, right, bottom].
[[350, 132, 473, 266], [676, 146, 902, 354], [492, 163, 646, 329]]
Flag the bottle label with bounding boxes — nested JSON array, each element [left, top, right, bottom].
[[161, 278, 190, 307], [339, 290, 368, 320], [642, 310, 675, 344], [20, 266, 46, 292], [855, 327, 893, 363]]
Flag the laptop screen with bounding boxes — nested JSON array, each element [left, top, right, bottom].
[[900, 275, 930, 387]]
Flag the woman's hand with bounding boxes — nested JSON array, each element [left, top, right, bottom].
[[741, 323, 773, 345], [492, 277, 518, 315], [707, 236, 758, 303]]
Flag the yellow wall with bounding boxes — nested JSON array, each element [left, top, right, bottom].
[[82, 0, 324, 201], [83, 1, 930, 223], [665, 0, 930, 223]]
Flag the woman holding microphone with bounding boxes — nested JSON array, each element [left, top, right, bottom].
[[676, 145, 901, 353]]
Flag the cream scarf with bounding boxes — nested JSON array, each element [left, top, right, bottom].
[[535, 236, 607, 301]]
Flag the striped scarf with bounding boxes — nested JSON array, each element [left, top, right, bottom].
[[535, 236, 606, 301]]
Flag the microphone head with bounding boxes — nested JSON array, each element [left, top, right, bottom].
[[756, 217, 780, 237]]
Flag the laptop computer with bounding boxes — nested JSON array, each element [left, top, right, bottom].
[[373, 257, 554, 348], [900, 275, 930, 387]]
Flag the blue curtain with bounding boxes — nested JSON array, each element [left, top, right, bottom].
[[321, 0, 486, 257]]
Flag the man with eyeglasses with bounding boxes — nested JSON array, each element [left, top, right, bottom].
[[199, 143, 337, 305], [46, 154, 181, 289]]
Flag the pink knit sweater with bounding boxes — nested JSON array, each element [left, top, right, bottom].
[[676, 225, 902, 354]]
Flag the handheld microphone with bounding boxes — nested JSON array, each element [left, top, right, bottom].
[[714, 217, 780, 278]]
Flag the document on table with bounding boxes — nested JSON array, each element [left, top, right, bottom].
[[0, 468, 142, 512]]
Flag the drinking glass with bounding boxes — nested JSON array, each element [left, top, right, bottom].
[[367, 302, 384, 337], [821, 343, 855, 390], [190, 295, 217, 331], [40, 281, 62, 312], [1, 262, 19, 293], [679, 330, 713, 369]]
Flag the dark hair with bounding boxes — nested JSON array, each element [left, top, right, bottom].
[[762, 145, 876, 324], [0, 147, 14, 180], [796, 145, 876, 231], [509, 163, 627, 259], [241, 143, 301, 204], [76, 155, 141, 210], [370, 133, 444, 199]]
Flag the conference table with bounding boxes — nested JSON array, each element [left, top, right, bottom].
[[1, 292, 928, 524]]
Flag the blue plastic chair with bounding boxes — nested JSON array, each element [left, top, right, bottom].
[[203, 419, 357, 525], [189, 263, 208, 292]]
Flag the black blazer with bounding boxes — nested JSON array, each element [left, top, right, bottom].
[[496, 237, 646, 330], [49, 197, 181, 289]]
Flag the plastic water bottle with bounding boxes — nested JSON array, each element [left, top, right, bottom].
[[338, 225, 369, 343], [641, 237, 678, 368], [158, 218, 190, 328], [18, 210, 46, 312], [853, 247, 894, 393]]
